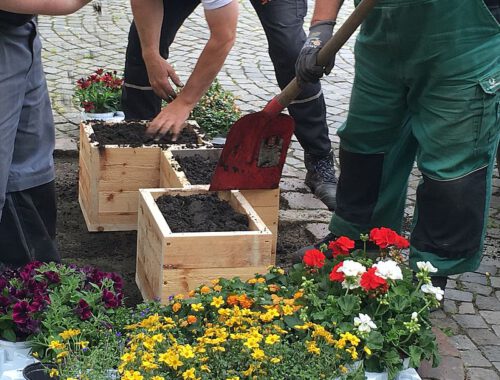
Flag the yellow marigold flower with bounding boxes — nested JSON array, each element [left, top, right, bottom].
[[152, 377, 165, 380], [335, 338, 347, 349], [152, 334, 164, 343], [187, 315, 197, 324], [227, 295, 239, 306], [364, 346, 372, 356], [191, 303, 204, 312], [174, 294, 184, 300], [305, 340, 321, 355], [251, 348, 265, 360], [121, 352, 136, 363], [282, 304, 294, 316], [271, 294, 283, 305], [242, 365, 255, 376], [276, 268, 285, 275], [158, 352, 183, 370], [200, 286, 211, 294], [141, 360, 159, 370], [270, 357, 281, 364], [247, 278, 258, 284], [211, 278, 220, 286], [256, 277, 266, 283], [293, 291, 304, 299], [268, 284, 280, 293], [213, 285, 222, 292], [227, 377, 240, 380], [56, 351, 69, 360], [339, 365, 348, 374], [59, 329, 81, 340], [265, 334, 280, 345], [346, 346, 358, 360], [172, 302, 182, 313], [201, 365, 210, 372], [182, 368, 198, 380], [49, 369, 59, 378], [211, 296, 224, 308], [48, 341, 65, 350], [77, 341, 89, 349], [122, 370, 144, 380], [188, 290, 196, 297], [179, 344, 195, 359]]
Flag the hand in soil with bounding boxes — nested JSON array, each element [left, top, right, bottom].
[[147, 98, 192, 141]]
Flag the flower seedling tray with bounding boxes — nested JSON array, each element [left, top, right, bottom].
[[78, 120, 209, 232], [160, 148, 280, 263], [136, 187, 273, 301]]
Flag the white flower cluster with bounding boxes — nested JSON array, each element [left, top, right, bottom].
[[354, 313, 377, 333], [421, 284, 445, 301], [374, 260, 403, 280]]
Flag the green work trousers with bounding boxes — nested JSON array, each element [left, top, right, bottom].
[[330, 0, 500, 276]]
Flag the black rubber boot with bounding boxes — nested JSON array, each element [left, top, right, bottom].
[[304, 151, 338, 211]]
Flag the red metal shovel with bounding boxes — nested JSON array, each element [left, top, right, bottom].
[[209, 0, 379, 191]]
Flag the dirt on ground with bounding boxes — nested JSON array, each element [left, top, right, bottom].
[[174, 154, 217, 184], [55, 154, 315, 307]]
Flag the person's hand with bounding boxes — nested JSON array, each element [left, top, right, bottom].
[[143, 54, 184, 100], [146, 97, 192, 141], [295, 20, 336, 86]]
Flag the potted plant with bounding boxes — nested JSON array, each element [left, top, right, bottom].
[[74, 68, 123, 121]]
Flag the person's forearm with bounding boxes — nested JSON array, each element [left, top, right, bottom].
[[176, 2, 238, 108], [130, 0, 163, 60], [311, 0, 344, 25], [0, 0, 91, 15]]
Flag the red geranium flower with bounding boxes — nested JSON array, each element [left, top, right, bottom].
[[369, 227, 409, 249], [303, 249, 326, 269], [360, 267, 388, 292], [328, 236, 355, 257], [329, 262, 345, 282]]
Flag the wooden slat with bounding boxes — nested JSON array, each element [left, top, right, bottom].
[[160, 151, 186, 188], [240, 188, 280, 208], [161, 266, 269, 299], [98, 190, 139, 213]]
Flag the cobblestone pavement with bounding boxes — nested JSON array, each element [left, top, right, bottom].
[[40, 1, 499, 379]]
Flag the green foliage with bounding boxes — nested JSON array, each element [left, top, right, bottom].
[[191, 79, 241, 138]]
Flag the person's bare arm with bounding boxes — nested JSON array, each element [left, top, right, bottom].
[[0, 0, 91, 15], [311, 0, 344, 25], [131, 0, 183, 101], [147, 0, 238, 140]]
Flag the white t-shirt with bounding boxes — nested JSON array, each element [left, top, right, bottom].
[[202, 0, 232, 10]]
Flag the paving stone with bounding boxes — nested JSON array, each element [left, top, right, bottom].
[[443, 300, 458, 314], [453, 315, 488, 329], [418, 356, 464, 380], [460, 282, 493, 296], [281, 192, 328, 210], [450, 335, 477, 351], [279, 178, 308, 192], [468, 329, 500, 346], [279, 209, 332, 224], [479, 311, 500, 324], [482, 345, 500, 362], [466, 367, 500, 380], [460, 350, 492, 368], [460, 272, 489, 286], [444, 289, 473, 302], [476, 295, 500, 311], [458, 302, 475, 314], [305, 223, 330, 241], [493, 325, 500, 337], [494, 363, 500, 372]]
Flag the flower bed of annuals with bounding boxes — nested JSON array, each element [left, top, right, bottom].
[[0, 228, 442, 380]]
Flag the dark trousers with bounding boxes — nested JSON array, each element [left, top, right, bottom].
[[0, 181, 59, 267], [122, 0, 332, 157]]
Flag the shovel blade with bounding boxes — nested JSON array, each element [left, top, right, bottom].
[[209, 111, 294, 191]]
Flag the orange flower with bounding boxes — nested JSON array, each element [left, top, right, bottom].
[[293, 291, 304, 299], [213, 285, 222, 292], [238, 294, 254, 309], [268, 284, 280, 293], [172, 303, 182, 313], [227, 295, 239, 306], [188, 290, 196, 297], [200, 286, 211, 294], [271, 294, 283, 305], [187, 315, 197, 324]]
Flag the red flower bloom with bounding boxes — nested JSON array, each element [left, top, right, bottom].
[[369, 227, 408, 249], [303, 249, 326, 269], [360, 267, 388, 292], [82, 101, 95, 112], [328, 236, 355, 257], [329, 262, 345, 282], [12, 301, 30, 326], [102, 289, 122, 309], [95, 68, 104, 75], [75, 299, 92, 321]]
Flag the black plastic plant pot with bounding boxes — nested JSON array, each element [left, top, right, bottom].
[[23, 363, 58, 380]]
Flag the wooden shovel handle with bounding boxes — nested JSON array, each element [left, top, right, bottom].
[[268, 0, 379, 113]]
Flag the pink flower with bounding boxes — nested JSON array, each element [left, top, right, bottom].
[[12, 301, 30, 326], [75, 299, 92, 321]]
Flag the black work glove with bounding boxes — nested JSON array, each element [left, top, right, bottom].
[[295, 20, 336, 86]]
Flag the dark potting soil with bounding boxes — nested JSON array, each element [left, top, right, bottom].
[[175, 154, 217, 185], [156, 193, 249, 232], [89, 121, 200, 148]]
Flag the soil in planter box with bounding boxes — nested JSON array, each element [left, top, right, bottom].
[[89, 121, 199, 148], [156, 193, 249, 232], [175, 154, 217, 184]]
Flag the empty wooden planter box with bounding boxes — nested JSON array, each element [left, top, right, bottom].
[[160, 148, 280, 262], [136, 187, 273, 301], [78, 121, 207, 231]]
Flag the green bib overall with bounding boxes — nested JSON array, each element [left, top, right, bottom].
[[330, 0, 500, 275]]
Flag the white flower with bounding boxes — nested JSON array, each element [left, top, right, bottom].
[[342, 279, 361, 290], [411, 312, 418, 321], [354, 313, 377, 333], [374, 260, 403, 280], [416, 261, 438, 273], [421, 284, 445, 301], [339, 260, 366, 277]]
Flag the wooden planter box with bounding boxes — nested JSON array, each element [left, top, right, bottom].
[[136, 187, 273, 301], [78, 121, 208, 232], [160, 148, 280, 263]]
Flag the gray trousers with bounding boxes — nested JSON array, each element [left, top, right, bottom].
[[0, 21, 58, 265], [122, 0, 332, 157]]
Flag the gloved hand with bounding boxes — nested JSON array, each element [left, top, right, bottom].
[[295, 20, 336, 86]]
